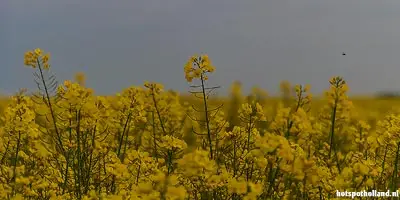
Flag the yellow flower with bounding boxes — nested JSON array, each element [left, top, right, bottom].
[[166, 186, 187, 199], [42, 53, 50, 63], [365, 178, 374, 187], [34, 48, 42, 55]]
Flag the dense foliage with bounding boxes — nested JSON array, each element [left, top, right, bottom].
[[0, 48, 399, 199]]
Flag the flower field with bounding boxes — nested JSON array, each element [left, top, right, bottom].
[[1, 48, 400, 199]]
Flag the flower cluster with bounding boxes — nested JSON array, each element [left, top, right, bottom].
[[24, 48, 50, 70], [183, 55, 215, 82]]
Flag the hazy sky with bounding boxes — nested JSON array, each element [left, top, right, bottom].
[[2, 0, 400, 96]]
